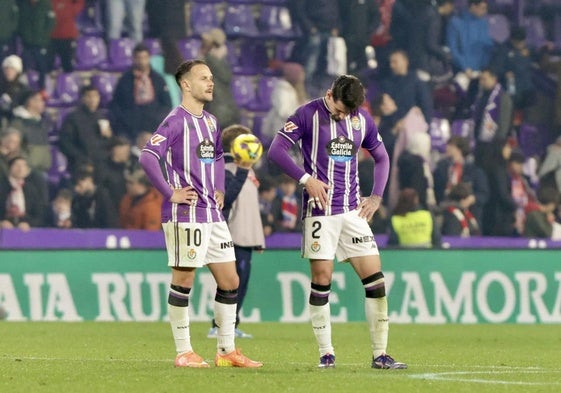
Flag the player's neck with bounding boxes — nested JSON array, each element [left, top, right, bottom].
[[181, 100, 204, 117]]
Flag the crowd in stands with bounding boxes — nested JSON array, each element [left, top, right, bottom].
[[2, 0, 561, 244]]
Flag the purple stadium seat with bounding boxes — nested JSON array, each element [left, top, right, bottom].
[[523, 16, 547, 50], [429, 117, 451, 153], [273, 40, 295, 62], [247, 76, 278, 112], [451, 118, 476, 149], [74, 36, 107, 71], [518, 123, 545, 157], [231, 75, 257, 108], [99, 38, 135, 72], [46, 72, 82, 108], [90, 72, 119, 108], [191, 3, 221, 36], [232, 40, 269, 75], [143, 38, 162, 56], [258, 6, 297, 39], [177, 38, 202, 60], [487, 14, 510, 43], [223, 4, 259, 38], [48, 145, 69, 186]]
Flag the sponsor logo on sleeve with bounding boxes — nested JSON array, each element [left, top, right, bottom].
[[150, 134, 167, 146], [283, 121, 298, 133]]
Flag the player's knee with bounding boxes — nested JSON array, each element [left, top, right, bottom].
[[362, 272, 386, 298], [215, 287, 238, 304], [309, 282, 331, 306]]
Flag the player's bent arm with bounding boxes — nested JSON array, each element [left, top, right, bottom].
[[267, 134, 306, 181], [139, 150, 173, 201], [367, 143, 390, 198]]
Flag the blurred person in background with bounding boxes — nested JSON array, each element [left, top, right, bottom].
[[199, 28, 240, 130], [387, 188, 441, 247], [440, 182, 480, 237], [18, 0, 55, 89], [105, 0, 145, 43], [71, 170, 118, 228], [59, 85, 113, 174], [119, 168, 162, 230], [523, 186, 560, 239], [109, 43, 171, 142], [0, 156, 44, 230], [0, 0, 18, 63], [0, 55, 29, 126], [50, 0, 85, 73]]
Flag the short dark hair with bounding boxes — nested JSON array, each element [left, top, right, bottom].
[[175, 59, 208, 87], [436, 0, 454, 6], [447, 136, 471, 157], [510, 26, 527, 42], [330, 75, 365, 112], [80, 84, 99, 97], [133, 43, 150, 56], [393, 188, 419, 216], [448, 183, 472, 202], [468, 0, 487, 5], [221, 124, 251, 152]]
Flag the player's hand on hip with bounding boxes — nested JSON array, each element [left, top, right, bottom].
[[304, 177, 331, 210], [357, 194, 382, 221], [170, 186, 198, 205], [215, 190, 225, 209]]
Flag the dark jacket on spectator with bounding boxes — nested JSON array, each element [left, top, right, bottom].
[[71, 185, 118, 228], [0, 173, 44, 227]]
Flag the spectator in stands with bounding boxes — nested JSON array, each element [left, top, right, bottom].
[[18, 0, 55, 90], [98, 136, 132, 214], [524, 186, 560, 239], [472, 68, 513, 177], [129, 130, 152, 170], [338, 0, 380, 73], [433, 136, 489, 227], [0, 127, 23, 178], [58, 85, 113, 174], [509, 149, 538, 236], [119, 168, 162, 230], [71, 170, 118, 228], [145, 0, 187, 41], [258, 177, 277, 237], [199, 28, 240, 130], [272, 174, 302, 233], [387, 188, 440, 248], [50, 0, 85, 73], [371, 93, 400, 161], [488, 26, 535, 112], [396, 129, 436, 210], [109, 43, 171, 142], [0, 55, 29, 126], [11, 90, 52, 174], [262, 62, 308, 145], [0, 156, 44, 230], [446, 0, 493, 76], [409, 0, 455, 84], [47, 187, 73, 228], [538, 136, 561, 194], [0, 0, 18, 63], [105, 0, 146, 43], [380, 50, 433, 124], [441, 182, 481, 237], [288, 0, 342, 95]]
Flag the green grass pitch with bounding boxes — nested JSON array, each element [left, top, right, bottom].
[[1, 322, 560, 393]]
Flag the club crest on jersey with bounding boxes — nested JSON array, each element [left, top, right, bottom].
[[205, 117, 216, 133], [150, 134, 167, 146], [197, 138, 215, 164], [187, 249, 197, 260], [283, 121, 298, 133], [326, 135, 357, 162], [310, 241, 321, 252], [351, 116, 361, 130]]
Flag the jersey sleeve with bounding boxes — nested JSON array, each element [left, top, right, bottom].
[[360, 110, 384, 151], [276, 105, 307, 145], [142, 114, 176, 159]]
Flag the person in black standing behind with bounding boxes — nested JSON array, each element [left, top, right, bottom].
[[71, 170, 118, 228]]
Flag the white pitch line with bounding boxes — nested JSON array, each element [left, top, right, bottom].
[[408, 370, 561, 386]]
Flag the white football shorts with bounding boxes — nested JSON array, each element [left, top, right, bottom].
[[302, 209, 379, 261], [162, 221, 235, 268]]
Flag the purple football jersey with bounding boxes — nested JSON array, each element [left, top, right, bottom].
[[142, 106, 225, 223], [278, 98, 384, 217]]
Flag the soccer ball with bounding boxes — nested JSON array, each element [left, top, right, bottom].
[[230, 133, 263, 164]]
